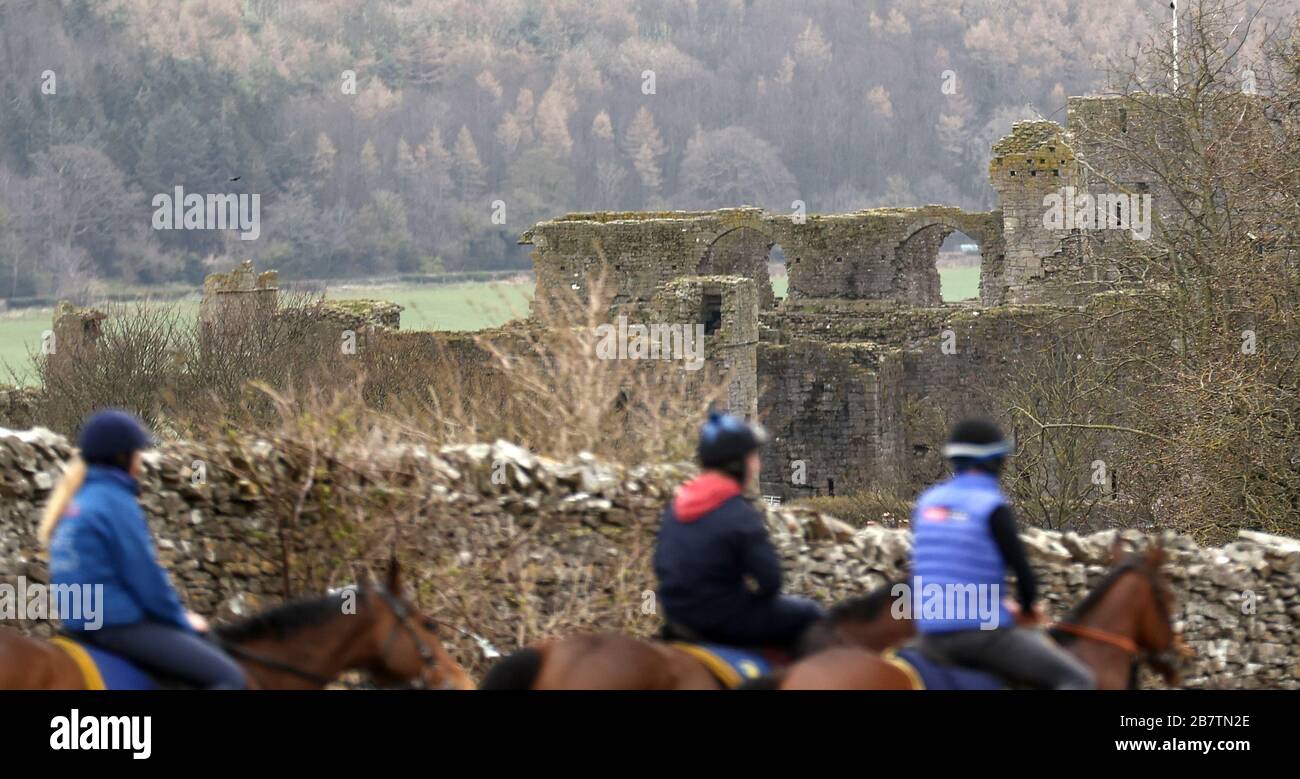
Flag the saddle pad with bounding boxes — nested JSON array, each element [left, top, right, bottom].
[[888, 646, 1004, 691], [51, 636, 157, 691], [671, 643, 773, 688]]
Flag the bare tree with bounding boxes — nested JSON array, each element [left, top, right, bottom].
[[1011, 0, 1300, 542]]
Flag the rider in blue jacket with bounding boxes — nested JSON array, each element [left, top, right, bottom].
[[654, 412, 823, 650], [40, 410, 246, 689], [911, 418, 1095, 689]]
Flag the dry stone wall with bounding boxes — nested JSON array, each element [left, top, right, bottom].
[[1, 427, 1296, 688]]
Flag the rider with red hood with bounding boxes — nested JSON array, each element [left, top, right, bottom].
[[653, 411, 824, 649]]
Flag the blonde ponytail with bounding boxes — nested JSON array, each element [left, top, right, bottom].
[[39, 458, 87, 546]]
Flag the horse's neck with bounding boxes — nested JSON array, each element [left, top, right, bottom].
[[230, 614, 373, 689], [1073, 573, 1146, 640], [1063, 575, 1145, 687]]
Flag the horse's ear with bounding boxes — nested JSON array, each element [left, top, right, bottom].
[[385, 554, 403, 593], [1110, 538, 1127, 564], [1146, 541, 1167, 569]]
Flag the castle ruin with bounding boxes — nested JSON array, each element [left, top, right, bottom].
[[521, 96, 1178, 502]]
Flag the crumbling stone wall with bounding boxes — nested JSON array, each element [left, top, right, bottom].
[[278, 298, 406, 356], [757, 341, 904, 499], [522, 206, 1003, 313], [200, 260, 405, 355], [649, 276, 759, 418], [988, 121, 1088, 305], [515, 96, 1211, 505], [987, 98, 1218, 306], [46, 302, 107, 378], [758, 300, 1078, 491], [199, 259, 279, 332], [1066, 95, 1181, 221], [0, 387, 38, 430], [521, 98, 1190, 318], [1, 428, 1295, 688]]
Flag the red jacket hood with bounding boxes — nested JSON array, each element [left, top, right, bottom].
[[672, 472, 744, 522]]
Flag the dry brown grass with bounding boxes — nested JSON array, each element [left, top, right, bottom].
[[26, 274, 724, 465], [22, 275, 729, 668]]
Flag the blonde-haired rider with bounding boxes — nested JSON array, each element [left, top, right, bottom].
[[43, 410, 245, 689]]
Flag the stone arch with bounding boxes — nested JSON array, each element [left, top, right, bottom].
[[894, 214, 998, 307], [698, 225, 776, 309]]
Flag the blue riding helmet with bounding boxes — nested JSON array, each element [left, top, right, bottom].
[[78, 409, 155, 465]]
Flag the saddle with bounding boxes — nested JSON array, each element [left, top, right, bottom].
[[883, 642, 1007, 690], [51, 635, 189, 690], [659, 623, 787, 688]]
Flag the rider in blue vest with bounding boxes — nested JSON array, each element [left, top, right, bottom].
[[910, 419, 1094, 689], [654, 412, 824, 650], [41, 410, 246, 689]]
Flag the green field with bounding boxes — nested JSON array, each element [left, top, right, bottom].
[[327, 282, 531, 331], [940, 266, 981, 301], [0, 311, 54, 384], [0, 269, 976, 385], [0, 281, 533, 385], [769, 266, 979, 301]]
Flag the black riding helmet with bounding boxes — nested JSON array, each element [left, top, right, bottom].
[[698, 411, 768, 482]]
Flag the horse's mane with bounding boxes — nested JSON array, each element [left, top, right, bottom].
[[1050, 557, 1144, 643], [791, 580, 903, 658], [826, 579, 901, 626], [214, 589, 361, 644]]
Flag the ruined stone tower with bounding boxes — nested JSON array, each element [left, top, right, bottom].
[[199, 259, 279, 333]]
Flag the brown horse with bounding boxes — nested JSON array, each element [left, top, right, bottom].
[[0, 559, 475, 690], [479, 581, 915, 690], [776, 545, 1191, 690]]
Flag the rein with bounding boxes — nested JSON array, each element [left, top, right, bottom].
[[220, 641, 336, 685], [1048, 622, 1138, 654], [436, 620, 502, 659]]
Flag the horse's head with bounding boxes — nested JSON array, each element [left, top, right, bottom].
[[1124, 542, 1193, 686], [215, 562, 475, 689], [357, 558, 475, 691], [1053, 539, 1193, 688]]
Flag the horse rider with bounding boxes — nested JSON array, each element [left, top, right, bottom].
[[653, 411, 824, 651], [39, 409, 247, 689], [909, 418, 1095, 689]]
